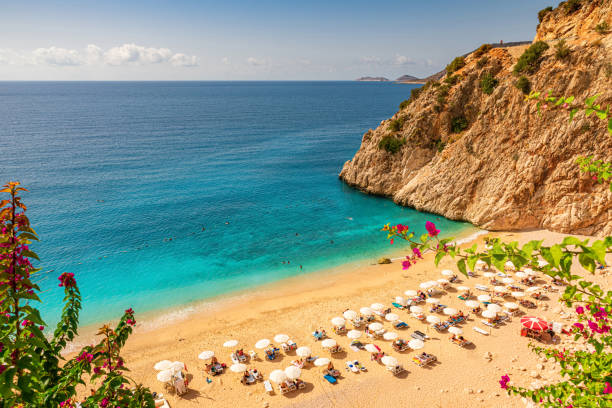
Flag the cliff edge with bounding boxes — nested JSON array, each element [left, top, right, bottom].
[[340, 0, 612, 236]]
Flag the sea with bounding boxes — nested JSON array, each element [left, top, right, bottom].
[[0, 81, 475, 327]]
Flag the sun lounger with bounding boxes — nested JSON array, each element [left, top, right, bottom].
[[475, 285, 489, 292], [473, 326, 489, 335], [345, 361, 359, 373], [392, 302, 406, 309], [312, 331, 327, 341], [323, 374, 337, 384], [411, 313, 425, 320], [351, 318, 365, 328], [392, 342, 409, 352], [333, 326, 347, 335], [458, 295, 469, 300], [154, 399, 170, 408], [291, 359, 304, 368], [394, 321, 408, 329], [387, 364, 406, 375], [411, 330, 428, 341], [434, 321, 450, 332], [519, 300, 536, 308], [249, 350, 258, 360], [451, 337, 472, 347], [412, 353, 436, 367], [328, 345, 343, 354], [354, 361, 366, 371], [295, 379, 306, 389]]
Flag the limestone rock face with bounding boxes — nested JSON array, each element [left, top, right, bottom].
[[340, 2, 612, 236]]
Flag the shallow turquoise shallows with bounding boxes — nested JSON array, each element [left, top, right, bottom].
[[0, 81, 473, 326]]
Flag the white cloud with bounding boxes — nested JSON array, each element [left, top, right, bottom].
[[0, 44, 198, 68], [33, 46, 82, 66], [247, 57, 267, 66], [361, 56, 382, 64], [393, 54, 415, 66]]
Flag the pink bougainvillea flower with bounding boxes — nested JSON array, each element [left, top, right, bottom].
[[573, 322, 584, 331], [396, 224, 409, 233], [425, 221, 440, 237], [604, 382, 612, 394], [499, 374, 510, 389], [412, 247, 422, 258], [402, 259, 412, 270], [575, 306, 584, 314], [58, 272, 76, 288]]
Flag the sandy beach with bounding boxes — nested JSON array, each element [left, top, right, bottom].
[[74, 229, 610, 408]]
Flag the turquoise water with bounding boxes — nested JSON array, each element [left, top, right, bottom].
[[0, 81, 472, 326]]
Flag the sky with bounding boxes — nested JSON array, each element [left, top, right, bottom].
[[0, 0, 557, 80]]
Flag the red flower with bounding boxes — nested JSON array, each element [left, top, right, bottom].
[[425, 221, 440, 237], [58, 272, 76, 288], [402, 259, 412, 270], [575, 306, 584, 314], [412, 247, 422, 258], [604, 382, 612, 394], [499, 374, 510, 389]]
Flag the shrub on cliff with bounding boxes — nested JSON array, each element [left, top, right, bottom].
[[473, 43, 492, 58], [563, 0, 582, 14], [555, 39, 571, 60], [450, 115, 469, 133], [378, 135, 405, 154], [399, 99, 410, 110], [477, 56, 489, 68], [446, 56, 466, 75], [513, 41, 550, 74], [595, 21, 610, 34], [515, 76, 531, 95], [388, 116, 407, 132], [444, 74, 460, 86], [479, 71, 498, 95], [538, 6, 553, 23]]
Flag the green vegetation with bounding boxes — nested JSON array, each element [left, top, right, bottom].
[[479, 71, 498, 95], [473, 43, 492, 58], [554, 39, 571, 60], [563, 0, 582, 14], [513, 41, 550, 74], [434, 139, 446, 152], [450, 115, 468, 133], [445, 56, 466, 75], [436, 84, 450, 106], [444, 74, 460, 86], [377, 257, 391, 264], [388, 116, 407, 132], [378, 135, 405, 153], [476, 56, 489, 68], [538, 6, 553, 23], [399, 99, 410, 110], [515, 76, 531, 95], [595, 21, 610, 34]]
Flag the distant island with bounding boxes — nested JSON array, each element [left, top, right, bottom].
[[355, 76, 389, 82]]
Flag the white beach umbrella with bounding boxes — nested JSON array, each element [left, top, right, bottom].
[[371, 303, 385, 311], [404, 290, 418, 297], [381, 356, 398, 367], [410, 306, 423, 314], [441, 269, 454, 276], [502, 278, 514, 284], [223, 339, 238, 348], [482, 310, 497, 319], [394, 296, 406, 305], [285, 366, 301, 380], [321, 339, 337, 348], [343, 310, 358, 320], [385, 313, 399, 322], [314, 357, 330, 367], [526, 286, 540, 293], [154, 360, 172, 371], [365, 344, 380, 353], [255, 339, 271, 349], [448, 327, 463, 335], [230, 363, 247, 373], [368, 322, 384, 331], [156, 369, 173, 382], [383, 331, 399, 340], [426, 297, 440, 304], [504, 302, 519, 310], [537, 260, 549, 267], [524, 268, 536, 275], [477, 294, 491, 303], [437, 278, 449, 285], [443, 307, 458, 315], [347, 330, 362, 339], [426, 315, 441, 324], [505, 261, 516, 270], [269, 369, 288, 383], [512, 291, 525, 298], [487, 304, 502, 313], [198, 351, 215, 360], [360, 307, 374, 316], [458, 286, 470, 291], [494, 286, 507, 292], [515, 272, 527, 278], [465, 300, 479, 308], [274, 334, 290, 343], [296, 346, 311, 358], [483, 272, 495, 278], [331, 317, 346, 327], [408, 339, 424, 350], [169, 361, 184, 372], [419, 281, 435, 289]]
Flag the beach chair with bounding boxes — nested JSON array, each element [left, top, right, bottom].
[[388, 364, 405, 375], [294, 379, 306, 389], [291, 359, 304, 368], [411, 330, 428, 341], [333, 325, 347, 335], [248, 350, 258, 360], [394, 320, 408, 329], [519, 300, 536, 309], [481, 319, 498, 328], [412, 353, 437, 367], [374, 329, 386, 338], [324, 367, 341, 378], [475, 284, 489, 292], [351, 317, 365, 328], [323, 374, 337, 384], [392, 302, 406, 310], [451, 337, 472, 347], [154, 398, 170, 408], [411, 312, 425, 320], [392, 341, 409, 352], [433, 321, 450, 332], [354, 361, 366, 371], [345, 361, 359, 373], [329, 345, 343, 354], [473, 327, 489, 335]]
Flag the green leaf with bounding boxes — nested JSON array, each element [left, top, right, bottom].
[[565, 96, 574, 104], [569, 108, 578, 122], [585, 108, 594, 117], [434, 251, 445, 266], [456, 259, 467, 276], [550, 244, 563, 267], [608, 118, 612, 135], [596, 110, 607, 120], [585, 94, 599, 107], [561, 236, 582, 246]]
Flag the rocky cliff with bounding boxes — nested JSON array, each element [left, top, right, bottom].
[[340, 0, 612, 236]]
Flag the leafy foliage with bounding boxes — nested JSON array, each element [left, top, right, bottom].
[[446, 56, 466, 75], [476, 56, 489, 68], [450, 115, 468, 133], [538, 6, 554, 23], [388, 116, 407, 132], [564, 0, 582, 14], [595, 21, 610, 34], [554, 39, 571, 60], [399, 99, 410, 110], [0, 182, 154, 407], [515, 76, 531, 95], [444, 74, 460, 86], [378, 135, 405, 154], [577, 156, 612, 192], [513, 41, 550, 75], [473, 43, 492, 58], [479, 71, 498, 95]]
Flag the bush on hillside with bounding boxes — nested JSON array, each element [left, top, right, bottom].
[[436, 84, 450, 106], [538, 6, 553, 23], [477, 56, 489, 68], [446, 56, 466, 75], [444, 74, 460, 86], [514, 76, 531, 95], [410, 86, 423, 101], [595, 21, 610, 34], [450, 115, 469, 133], [479, 71, 498, 95], [399, 99, 410, 110], [388, 116, 407, 132], [563, 0, 582, 14], [473, 43, 492, 58], [379, 135, 405, 153], [554, 39, 571, 60], [513, 41, 550, 74]]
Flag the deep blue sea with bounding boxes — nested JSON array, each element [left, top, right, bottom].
[[0, 81, 473, 326]]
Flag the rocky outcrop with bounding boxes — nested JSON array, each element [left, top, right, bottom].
[[340, 1, 612, 236]]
